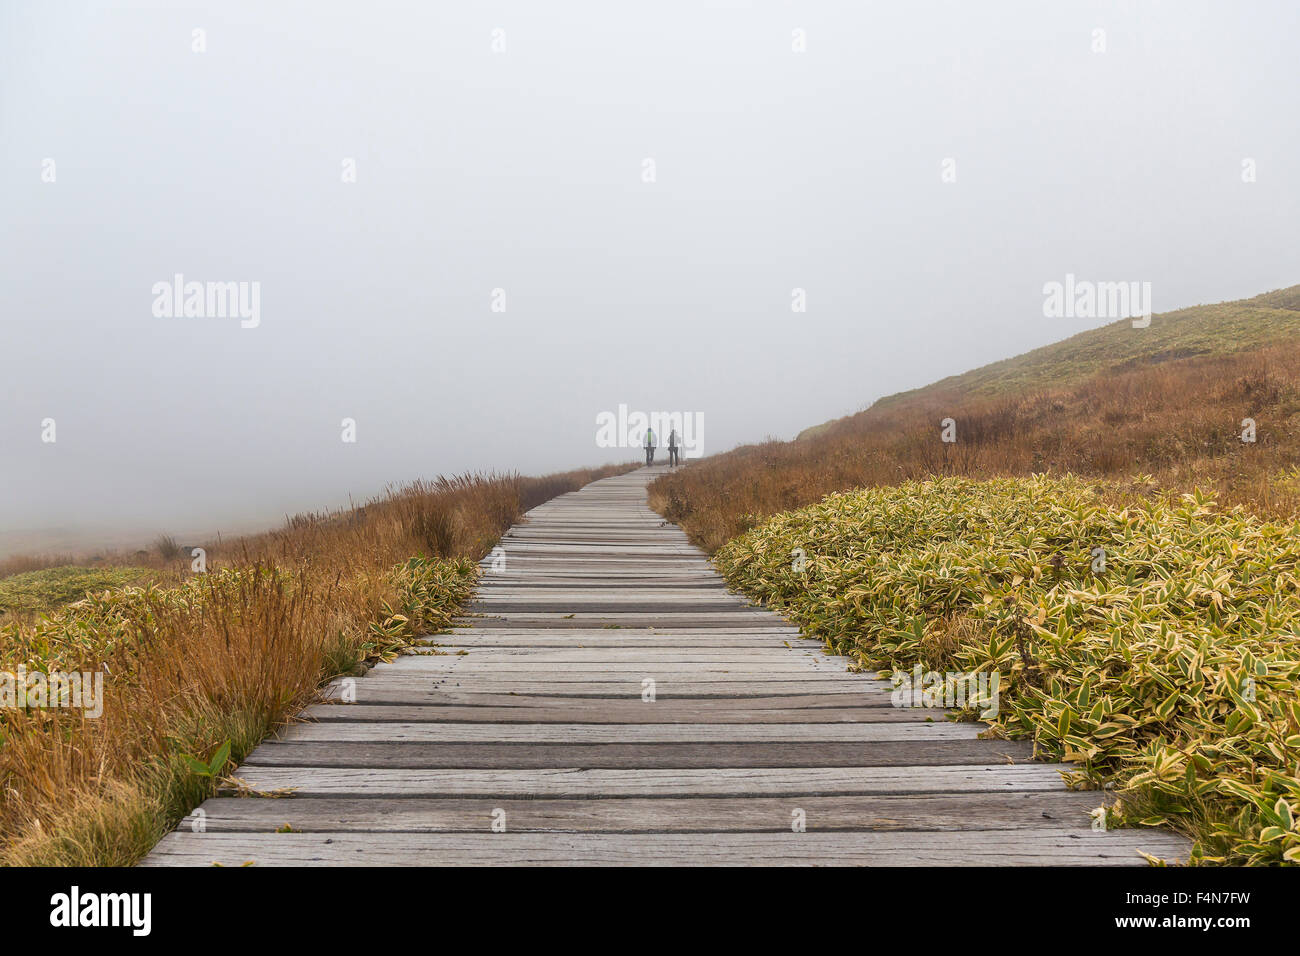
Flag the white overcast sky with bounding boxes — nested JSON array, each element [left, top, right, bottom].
[[2, 0, 1298, 553]]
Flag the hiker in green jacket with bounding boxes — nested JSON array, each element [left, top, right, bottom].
[[644, 427, 656, 466]]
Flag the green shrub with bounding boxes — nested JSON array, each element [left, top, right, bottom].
[[715, 474, 1300, 864]]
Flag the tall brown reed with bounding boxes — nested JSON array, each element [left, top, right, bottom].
[[0, 462, 634, 865]]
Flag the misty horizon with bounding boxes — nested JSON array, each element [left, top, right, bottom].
[[4, 1, 1298, 556]]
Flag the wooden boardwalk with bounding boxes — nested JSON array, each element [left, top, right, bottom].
[[145, 468, 1189, 865]]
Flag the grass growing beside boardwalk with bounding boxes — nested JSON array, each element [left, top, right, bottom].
[[713, 475, 1300, 865], [0, 464, 633, 866]]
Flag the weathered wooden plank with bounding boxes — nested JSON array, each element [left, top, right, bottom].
[[227, 764, 1073, 798], [468, 605, 768, 616], [416, 636, 819, 647], [473, 594, 758, 602], [175, 791, 1105, 833], [142, 829, 1189, 867], [304, 703, 952, 722], [453, 617, 795, 629], [473, 588, 743, 597], [383, 663, 858, 674], [437, 626, 808, 635], [445, 620, 810, 631], [319, 680, 896, 699], [465, 613, 790, 623], [312, 691, 882, 711], [405, 648, 846, 660], [424, 636, 811, 646], [238, 739, 1036, 769], [277, 721, 985, 742]]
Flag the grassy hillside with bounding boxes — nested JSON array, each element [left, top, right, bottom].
[[801, 287, 1300, 439], [655, 284, 1300, 551]]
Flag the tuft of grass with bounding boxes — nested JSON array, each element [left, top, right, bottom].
[[714, 475, 1300, 864], [153, 535, 181, 561]]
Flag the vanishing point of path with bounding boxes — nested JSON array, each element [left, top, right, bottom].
[[145, 468, 1190, 865]]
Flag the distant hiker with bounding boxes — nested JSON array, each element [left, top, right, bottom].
[[668, 427, 680, 467], [644, 427, 656, 466]]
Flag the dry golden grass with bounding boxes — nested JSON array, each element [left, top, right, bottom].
[[0, 553, 78, 579], [653, 343, 1300, 552], [0, 463, 633, 866]]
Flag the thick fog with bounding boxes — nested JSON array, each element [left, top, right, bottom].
[[2, 1, 1297, 554]]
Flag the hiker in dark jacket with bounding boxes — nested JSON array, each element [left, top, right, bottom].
[[667, 427, 680, 467]]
